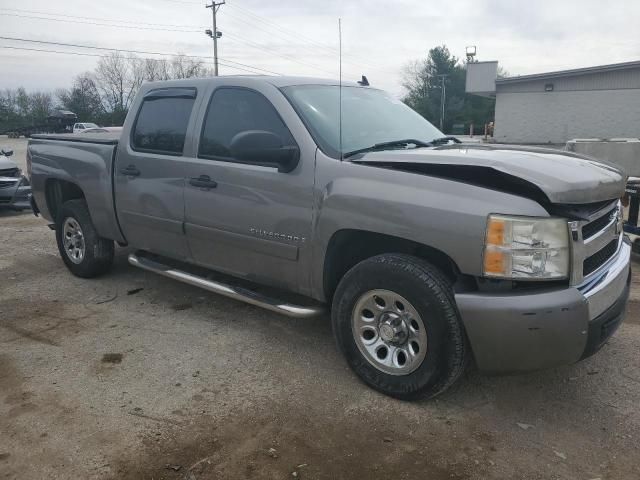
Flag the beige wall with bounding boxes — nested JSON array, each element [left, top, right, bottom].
[[494, 89, 640, 144]]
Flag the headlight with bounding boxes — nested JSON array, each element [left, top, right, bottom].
[[483, 215, 570, 280]]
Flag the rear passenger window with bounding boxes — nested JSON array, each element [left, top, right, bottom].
[[132, 89, 196, 155], [199, 88, 295, 160]]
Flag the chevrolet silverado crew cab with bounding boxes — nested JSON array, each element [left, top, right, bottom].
[[27, 76, 630, 399]]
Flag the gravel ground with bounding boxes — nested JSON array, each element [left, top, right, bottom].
[[1, 136, 640, 479]]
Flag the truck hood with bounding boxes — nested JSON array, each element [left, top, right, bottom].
[[350, 144, 626, 205], [0, 155, 17, 170]]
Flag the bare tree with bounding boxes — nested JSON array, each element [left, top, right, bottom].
[[127, 55, 147, 97], [92, 52, 213, 124], [95, 52, 130, 115], [170, 54, 212, 79], [140, 58, 171, 82]]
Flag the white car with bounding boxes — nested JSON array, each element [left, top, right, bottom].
[[72, 122, 99, 134], [82, 127, 123, 134]]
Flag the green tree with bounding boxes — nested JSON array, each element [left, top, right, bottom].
[[402, 45, 495, 133], [0, 88, 52, 132], [0, 90, 22, 132], [57, 73, 105, 124]]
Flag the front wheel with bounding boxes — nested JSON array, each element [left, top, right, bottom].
[[332, 254, 468, 400], [55, 199, 114, 278]]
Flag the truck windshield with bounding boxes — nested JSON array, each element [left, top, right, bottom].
[[281, 85, 444, 159]]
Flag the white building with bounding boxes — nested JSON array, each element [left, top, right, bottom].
[[466, 60, 640, 144]]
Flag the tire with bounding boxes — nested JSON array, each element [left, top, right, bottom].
[[55, 199, 114, 278], [331, 253, 468, 400]]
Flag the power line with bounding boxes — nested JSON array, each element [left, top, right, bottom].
[[0, 6, 377, 74], [155, 0, 203, 4], [0, 11, 339, 76], [0, 12, 202, 32], [209, 56, 280, 76], [0, 44, 269, 75], [0, 8, 204, 29], [227, 3, 336, 53], [225, 2, 380, 71], [0, 37, 282, 75], [223, 10, 351, 63], [222, 31, 340, 76]]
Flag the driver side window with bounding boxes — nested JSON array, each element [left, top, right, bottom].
[[198, 87, 295, 162]]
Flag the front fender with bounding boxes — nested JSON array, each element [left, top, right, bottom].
[[310, 158, 549, 299]]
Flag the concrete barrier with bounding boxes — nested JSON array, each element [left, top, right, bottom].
[[565, 138, 640, 176]]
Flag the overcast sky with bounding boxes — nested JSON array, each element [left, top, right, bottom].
[[1, 0, 638, 96]]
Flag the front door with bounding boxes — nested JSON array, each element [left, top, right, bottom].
[[114, 87, 198, 259], [183, 85, 315, 293]]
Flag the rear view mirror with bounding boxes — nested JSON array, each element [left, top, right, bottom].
[[1, 149, 13, 157], [229, 130, 299, 173]]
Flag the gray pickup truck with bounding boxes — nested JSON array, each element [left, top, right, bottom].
[[27, 76, 630, 399]]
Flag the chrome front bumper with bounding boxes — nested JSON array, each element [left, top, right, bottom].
[[456, 238, 631, 374], [579, 239, 631, 320]]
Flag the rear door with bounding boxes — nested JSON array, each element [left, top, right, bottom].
[[183, 83, 316, 293], [114, 87, 198, 259]]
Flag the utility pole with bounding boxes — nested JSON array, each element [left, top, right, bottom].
[[436, 74, 448, 132], [205, 1, 225, 76]]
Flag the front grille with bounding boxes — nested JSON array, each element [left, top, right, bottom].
[[582, 207, 617, 240], [0, 180, 17, 188], [0, 167, 19, 177], [583, 239, 618, 277], [0, 197, 11, 204]]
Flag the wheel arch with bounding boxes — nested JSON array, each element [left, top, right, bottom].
[[322, 229, 462, 302], [45, 178, 85, 222]]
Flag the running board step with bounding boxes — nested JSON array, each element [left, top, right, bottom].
[[128, 252, 324, 319]]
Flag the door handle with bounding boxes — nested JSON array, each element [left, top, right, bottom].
[[120, 165, 141, 177], [189, 175, 218, 189]]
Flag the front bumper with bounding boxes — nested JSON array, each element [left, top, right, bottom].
[[0, 175, 31, 209], [456, 239, 631, 374]]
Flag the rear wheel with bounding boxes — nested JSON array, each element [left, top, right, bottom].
[[55, 199, 114, 278], [332, 253, 468, 400]]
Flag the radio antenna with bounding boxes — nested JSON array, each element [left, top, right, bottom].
[[338, 18, 343, 161]]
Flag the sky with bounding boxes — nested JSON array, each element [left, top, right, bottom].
[[0, 0, 639, 97]]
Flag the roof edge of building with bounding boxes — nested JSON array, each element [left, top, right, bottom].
[[496, 60, 640, 84]]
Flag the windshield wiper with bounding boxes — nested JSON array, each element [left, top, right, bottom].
[[430, 136, 462, 145], [343, 139, 432, 158]]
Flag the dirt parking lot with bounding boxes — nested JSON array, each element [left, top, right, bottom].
[[1, 136, 640, 479]]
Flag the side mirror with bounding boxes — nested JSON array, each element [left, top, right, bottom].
[[229, 130, 299, 173], [1, 149, 13, 157]]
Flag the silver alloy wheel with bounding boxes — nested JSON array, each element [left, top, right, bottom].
[[351, 289, 428, 375], [62, 217, 85, 264]]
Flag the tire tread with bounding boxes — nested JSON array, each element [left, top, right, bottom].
[[332, 253, 468, 400], [55, 199, 114, 278]]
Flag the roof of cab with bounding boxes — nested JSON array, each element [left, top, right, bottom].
[[141, 75, 362, 90]]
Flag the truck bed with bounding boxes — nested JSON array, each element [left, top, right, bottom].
[[28, 133, 125, 243]]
